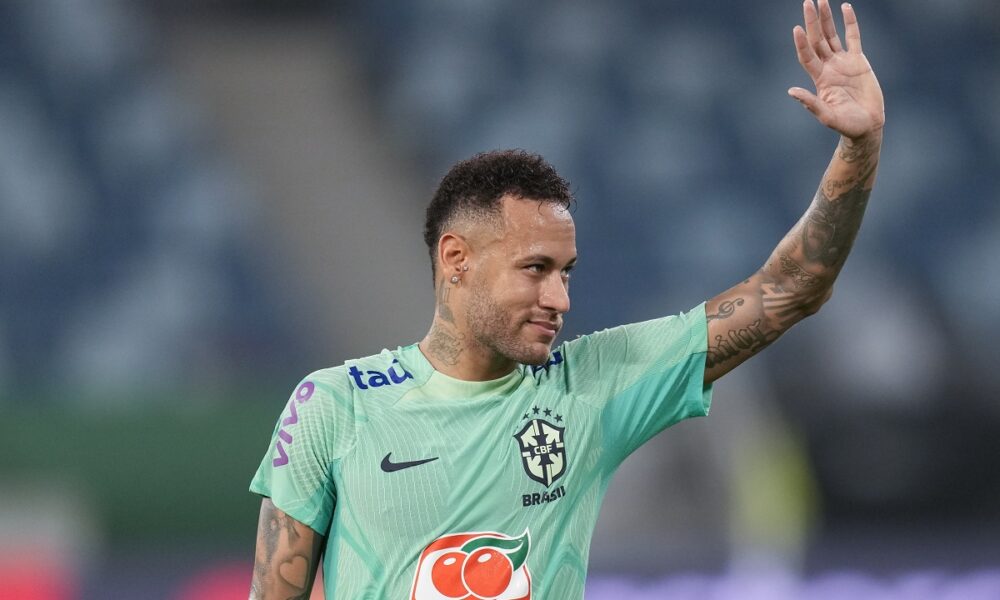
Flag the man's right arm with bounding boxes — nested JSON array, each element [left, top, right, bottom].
[[250, 498, 324, 600]]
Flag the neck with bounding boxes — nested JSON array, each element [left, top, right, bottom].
[[418, 317, 518, 382]]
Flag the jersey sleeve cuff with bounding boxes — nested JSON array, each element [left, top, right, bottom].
[[248, 482, 329, 537]]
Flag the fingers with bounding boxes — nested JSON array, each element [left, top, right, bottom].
[[818, 0, 844, 53], [788, 87, 833, 126], [802, 0, 833, 59], [793, 26, 823, 80], [842, 3, 863, 54]]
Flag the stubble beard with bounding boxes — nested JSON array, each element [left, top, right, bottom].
[[465, 279, 551, 367]]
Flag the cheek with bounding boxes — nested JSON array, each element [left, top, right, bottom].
[[468, 270, 541, 324], [480, 273, 532, 304], [499, 283, 539, 314]]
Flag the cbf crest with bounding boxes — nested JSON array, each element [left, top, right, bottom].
[[514, 415, 567, 487]]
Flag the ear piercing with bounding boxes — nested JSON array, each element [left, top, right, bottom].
[[450, 265, 469, 284]]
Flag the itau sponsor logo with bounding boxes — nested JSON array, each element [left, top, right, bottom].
[[411, 530, 531, 600], [348, 358, 413, 390]]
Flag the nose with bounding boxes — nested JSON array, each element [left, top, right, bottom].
[[539, 272, 570, 314]]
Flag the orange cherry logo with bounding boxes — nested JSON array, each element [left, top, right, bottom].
[[411, 530, 531, 600]]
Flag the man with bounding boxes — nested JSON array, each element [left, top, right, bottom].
[[249, 1, 884, 598]]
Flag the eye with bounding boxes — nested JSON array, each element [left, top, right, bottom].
[[526, 264, 544, 274]]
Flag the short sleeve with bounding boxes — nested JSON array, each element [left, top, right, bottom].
[[560, 303, 712, 462], [250, 370, 353, 535]]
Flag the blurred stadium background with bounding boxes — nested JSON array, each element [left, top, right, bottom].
[[1, 0, 998, 598]]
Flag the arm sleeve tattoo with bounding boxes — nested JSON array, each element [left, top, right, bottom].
[[703, 131, 881, 383]]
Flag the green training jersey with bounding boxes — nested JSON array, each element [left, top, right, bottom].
[[250, 303, 713, 599]]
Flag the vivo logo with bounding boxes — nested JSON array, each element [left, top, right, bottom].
[[272, 380, 315, 467]]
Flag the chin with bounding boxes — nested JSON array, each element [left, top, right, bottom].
[[519, 342, 555, 366], [483, 330, 557, 367]]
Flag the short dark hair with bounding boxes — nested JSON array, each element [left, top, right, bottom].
[[423, 149, 573, 279]]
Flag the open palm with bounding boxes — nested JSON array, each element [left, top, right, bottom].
[[789, 0, 885, 139]]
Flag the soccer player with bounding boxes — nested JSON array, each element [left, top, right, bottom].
[[248, 1, 883, 598]]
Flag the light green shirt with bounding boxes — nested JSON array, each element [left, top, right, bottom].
[[251, 303, 712, 599]]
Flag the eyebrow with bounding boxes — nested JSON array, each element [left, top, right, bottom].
[[520, 254, 578, 268]]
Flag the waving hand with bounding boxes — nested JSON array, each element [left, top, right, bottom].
[[703, 0, 884, 383], [789, 0, 884, 140]]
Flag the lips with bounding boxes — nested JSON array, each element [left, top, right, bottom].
[[528, 320, 560, 337]]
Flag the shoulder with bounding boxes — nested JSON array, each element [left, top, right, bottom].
[[537, 305, 708, 401], [277, 349, 414, 460], [295, 347, 421, 396], [562, 304, 707, 358], [341, 347, 423, 398]]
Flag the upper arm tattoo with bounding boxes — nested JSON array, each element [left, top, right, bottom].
[[705, 298, 779, 369], [706, 298, 745, 321], [250, 499, 324, 600]]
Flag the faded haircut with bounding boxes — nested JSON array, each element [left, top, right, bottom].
[[423, 150, 574, 280]]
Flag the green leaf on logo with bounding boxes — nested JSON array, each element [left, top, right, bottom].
[[460, 530, 531, 572]]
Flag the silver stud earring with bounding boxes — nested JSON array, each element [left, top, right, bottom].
[[462, 265, 469, 271], [450, 275, 460, 284]]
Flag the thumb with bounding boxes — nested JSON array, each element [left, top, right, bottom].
[[788, 87, 831, 123]]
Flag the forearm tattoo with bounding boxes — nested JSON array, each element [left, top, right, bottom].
[[778, 253, 820, 289], [801, 181, 871, 269], [704, 137, 878, 377], [823, 136, 879, 198], [794, 136, 877, 284]]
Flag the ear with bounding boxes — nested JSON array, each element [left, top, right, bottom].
[[437, 232, 469, 278]]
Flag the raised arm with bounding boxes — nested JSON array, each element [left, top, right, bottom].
[[249, 498, 324, 600], [704, 0, 884, 384]]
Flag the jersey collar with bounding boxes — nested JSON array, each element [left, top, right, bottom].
[[397, 343, 525, 400]]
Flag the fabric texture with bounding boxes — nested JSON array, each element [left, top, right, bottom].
[[250, 303, 712, 599]]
